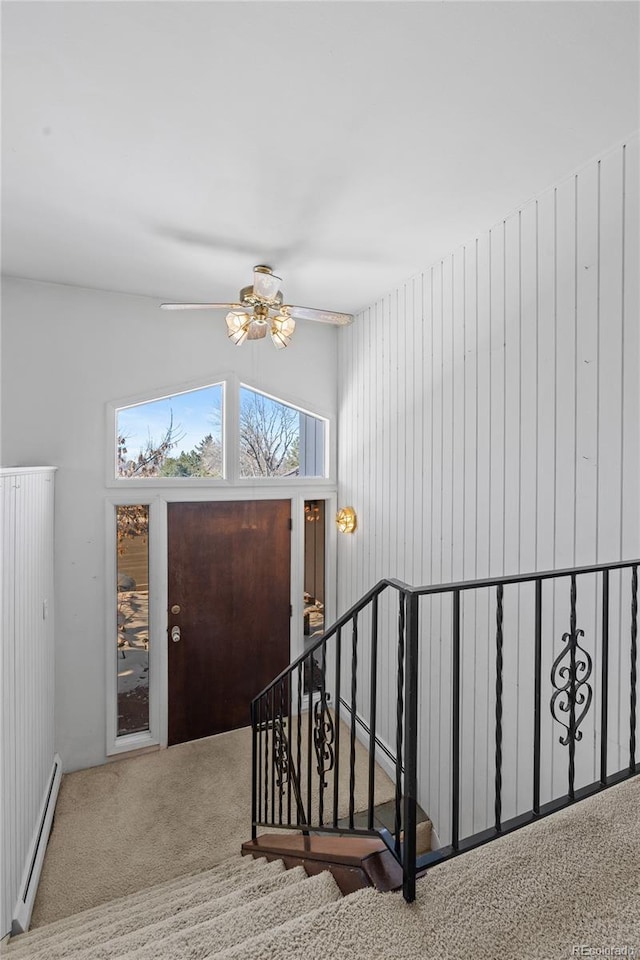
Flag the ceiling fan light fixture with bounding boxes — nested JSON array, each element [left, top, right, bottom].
[[273, 313, 296, 336], [161, 265, 354, 347], [270, 313, 296, 349], [253, 265, 282, 302], [226, 310, 251, 346], [246, 319, 269, 340], [270, 328, 291, 349]]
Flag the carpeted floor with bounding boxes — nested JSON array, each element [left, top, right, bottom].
[[13, 776, 640, 959], [31, 719, 395, 927], [243, 775, 640, 960]]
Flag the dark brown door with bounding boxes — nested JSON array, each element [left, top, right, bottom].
[[167, 500, 291, 746]]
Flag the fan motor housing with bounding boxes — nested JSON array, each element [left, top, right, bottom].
[[240, 285, 284, 308]]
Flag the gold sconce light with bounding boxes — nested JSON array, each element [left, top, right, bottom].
[[336, 507, 357, 534], [305, 501, 321, 523]]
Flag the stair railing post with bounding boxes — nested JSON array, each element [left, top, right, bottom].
[[402, 591, 420, 903], [250, 698, 257, 841]]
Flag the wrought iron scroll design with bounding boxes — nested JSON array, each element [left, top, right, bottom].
[[550, 577, 593, 750], [273, 715, 289, 788], [313, 693, 335, 787]]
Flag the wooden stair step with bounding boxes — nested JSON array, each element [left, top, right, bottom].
[[241, 834, 403, 896]]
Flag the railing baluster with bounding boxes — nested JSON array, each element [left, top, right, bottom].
[[367, 595, 379, 830], [257, 697, 262, 825], [630, 565, 638, 776], [271, 687, 278, 826], [318, 639, 327, 826], [494, 584, 503, 832], [297, 661, 303, 827], [251, 699, 257, 839], [568, 574, 577, 801], [394, 594, 405, 856], [533, 579, 542, 815], [600, 569, 609, 786], [349, 614, 358, 830], [278, 680, 285, 825], [402, 592, 419, 903], [332, 627, 342, 828], [452, 589, 461, 850], [307, 653, 313, 826], [264, 694, 269, 825], [287, 674, 292, 825]]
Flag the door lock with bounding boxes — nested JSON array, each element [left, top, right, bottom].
[[171, 626, 181, 643]]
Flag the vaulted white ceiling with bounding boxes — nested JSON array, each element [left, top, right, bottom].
[[2, 1, 638, 315]]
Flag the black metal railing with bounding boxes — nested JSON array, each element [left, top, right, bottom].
[[251, 559, 640, 903]]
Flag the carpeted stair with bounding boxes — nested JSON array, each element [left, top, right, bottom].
[[3, 856, 342, 960]]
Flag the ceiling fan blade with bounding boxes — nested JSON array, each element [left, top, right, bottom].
[[284, 305, 353, 326], [160, 302, 241, 311]]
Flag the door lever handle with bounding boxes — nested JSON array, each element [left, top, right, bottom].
[[171, 625, 181, 643]]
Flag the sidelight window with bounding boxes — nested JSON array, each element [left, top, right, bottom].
[[116, 505, 150, 736], [303, 499, 326, 693]]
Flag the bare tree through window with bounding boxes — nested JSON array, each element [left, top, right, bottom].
[[239, 389, 300, 477]]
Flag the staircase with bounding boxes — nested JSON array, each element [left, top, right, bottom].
[[3, 855, 344, 960], [4, 776, 639, 959]]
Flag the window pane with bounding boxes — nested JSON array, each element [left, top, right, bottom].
[[117, 505, 149, 735], [303, 500, 325, 693], [239, 386, 326, 478], [117, 384, 223, 478]]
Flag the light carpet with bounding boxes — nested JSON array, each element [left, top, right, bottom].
[[30, 720, 395, 927], [7, 777, 640, 960]]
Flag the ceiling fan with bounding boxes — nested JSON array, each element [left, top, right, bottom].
[[160, 265, 353, 349]]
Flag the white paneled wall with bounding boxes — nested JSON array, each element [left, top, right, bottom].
[[1, 467, 59, 937], [337, 137, 639, 844]]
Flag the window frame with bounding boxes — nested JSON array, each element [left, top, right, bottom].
[[106, 374, 334, 489], [237, 382, 330, 482]]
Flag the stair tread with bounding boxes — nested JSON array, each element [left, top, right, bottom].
[[100, 870, 341, 960], [6, 856, 270, 953], [16, 865, 308, 960], [210, 887, 383, 960]]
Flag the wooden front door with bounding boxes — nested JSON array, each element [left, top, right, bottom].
[[167, 500, 291, 746]]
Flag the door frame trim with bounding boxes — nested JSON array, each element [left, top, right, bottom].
[[106, 487, 337, 756]]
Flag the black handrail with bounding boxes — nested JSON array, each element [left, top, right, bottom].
[[250, 558, 640, 904]]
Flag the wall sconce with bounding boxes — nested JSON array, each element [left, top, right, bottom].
[[336, 507, 357, 534], [305, 501, 321, 523]]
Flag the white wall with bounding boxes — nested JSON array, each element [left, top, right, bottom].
[[1, 279, 338, 771], [337, 137, 639, 843]]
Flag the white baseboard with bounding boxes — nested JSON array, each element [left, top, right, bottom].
[[12, 754, 62, 935]]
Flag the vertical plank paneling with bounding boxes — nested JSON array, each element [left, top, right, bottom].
[[488, 224, 506, 579], [500, 213, 521, 823], [551, 173, 578, 795], [621, 138, 640, 755], [597, 152, 624, 562], [537, 187, 557, 806], [621, 138, 639, 561], [575, 162, 601, 785], [475, 234, 491, 831], [575, 162, 600, 567], [336, 137, 639, 842], [1, 469, 56, 938], [517, 201, 538, 813], [460, 243, 478, 837]]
